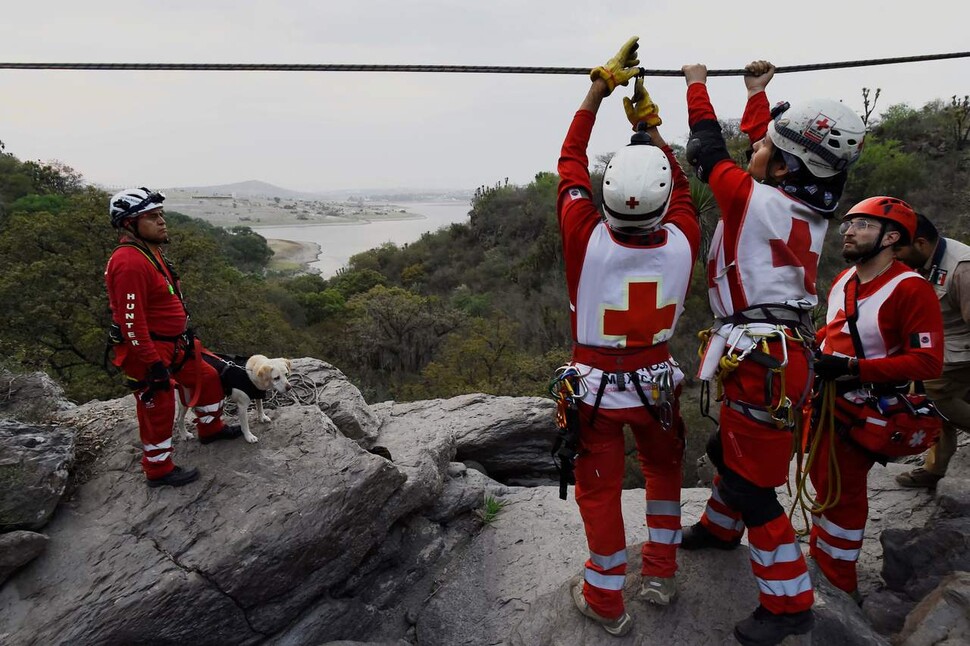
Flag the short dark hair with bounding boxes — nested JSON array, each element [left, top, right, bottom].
[[884, 220, 911, 248], [913, 213, 940, 243]]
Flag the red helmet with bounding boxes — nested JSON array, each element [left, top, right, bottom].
[[844, 196, 916, 243]]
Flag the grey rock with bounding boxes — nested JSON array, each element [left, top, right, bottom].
[[881, 516, 970, 599], [862, 589, 916, 636], [374, 394, 559, 487], [807, 559, 889, 645], [0, 370, 74, 422], [895, 571, 970, 646], [425, 465, 508, 523], [290, 358, 380, 448], [0, 420, 75, 531], [0, 403, 415, 645], [936, 477, 970, 517], [0, 531, 48, 586]]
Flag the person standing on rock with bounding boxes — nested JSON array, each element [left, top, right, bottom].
[[893, 213, 970, 490], [556, 37, 699, 637], [681, 60, 866, 645], [811, 197, 943, 597], [104, 188, 242, 488]]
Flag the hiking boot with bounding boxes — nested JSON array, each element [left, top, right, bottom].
[[680, 522, 741, 551], [570, 578, 633, 637], [146, 465, 200, 488], [199, 424, 243, 445], [895, 467, 943, 490], [734, 605, 814, 646], [637, 575, 677, 605]]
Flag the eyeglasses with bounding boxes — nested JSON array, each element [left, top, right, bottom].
[[838, 219, 879, 235]]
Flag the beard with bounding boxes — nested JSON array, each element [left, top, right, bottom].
[[841, 239, 877, 263]]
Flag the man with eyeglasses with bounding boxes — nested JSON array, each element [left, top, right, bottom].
[[104, 187, 242, 488], [811, 197, 943, 597], [893, 213, 970, 490]]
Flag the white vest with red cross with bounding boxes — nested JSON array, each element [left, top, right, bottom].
[[707, 182, 828, 318], [575, 222, 692, 348], [821, 266, 924, 359]]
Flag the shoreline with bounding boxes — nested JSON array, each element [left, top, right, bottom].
[[250, 213, 426, 229], [266, 239, 322, 273]]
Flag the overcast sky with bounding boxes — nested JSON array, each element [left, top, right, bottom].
[[1, 1, 967, 193]]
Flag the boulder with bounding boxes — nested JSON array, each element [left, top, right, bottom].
[[880, 516, 970, 600], [894, 571, 970, 646], [372, 394, 559, 486], [0, 403, 420, 645], [0, 531, 48, 586], [289, 358, 380, 448], [0, 370, 75, 422], [0, 420, 75, 531]]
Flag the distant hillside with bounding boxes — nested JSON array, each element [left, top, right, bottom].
[[168, 180, 317, 201], [168, 180, 473, 203]]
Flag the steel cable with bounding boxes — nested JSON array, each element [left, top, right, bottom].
[[1, 51, 968, 76]]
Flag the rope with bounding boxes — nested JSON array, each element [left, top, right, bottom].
[[220, 371, 328, 416], [789, 381, 841, 536], [1, 52, 968, 76]]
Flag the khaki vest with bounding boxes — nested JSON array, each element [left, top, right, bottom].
[[929, 237, 970, 365]]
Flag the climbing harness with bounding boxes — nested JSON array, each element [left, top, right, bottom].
[[549, 365, 587, 501], [697, 321, 809, 431]]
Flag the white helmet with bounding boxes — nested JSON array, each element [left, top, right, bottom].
[[767, 99, 865, 178], [602, 144, 672, 232], [109, 187, 165, 228]]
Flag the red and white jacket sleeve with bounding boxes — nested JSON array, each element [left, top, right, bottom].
[[105, 249, 164, 366], [859, 277, 944, 383]]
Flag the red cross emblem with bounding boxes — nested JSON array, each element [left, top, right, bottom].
[[825, 308, 856, 356], [769, 218, 818, 295], [815, 117, 831, 130], [625, 196, 640, 210], [603, 280, 677, 347]]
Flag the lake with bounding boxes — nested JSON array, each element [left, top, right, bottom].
[[253, 201, 472, 277]]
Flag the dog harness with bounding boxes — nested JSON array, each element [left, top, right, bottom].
[[201, 353, 267, 400]]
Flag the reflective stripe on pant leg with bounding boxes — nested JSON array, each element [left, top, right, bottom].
[[633, 409, 684, 578], [808, 432, 872, 594], [193, 402, 222, 425], [134, 386, 176, 480], [574, 403, 628, 619], [176, 344, 227, 436], [700, 476, 744, 541], [748, 515, 813, 614]]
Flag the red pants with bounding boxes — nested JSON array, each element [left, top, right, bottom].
[[574, 399, 685, 619], [809, 432, 874, 594], [121, 338, 227, 479], [696, 336, 814, 614]]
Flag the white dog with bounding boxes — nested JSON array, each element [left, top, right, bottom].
[[177, 354, 293, 443]]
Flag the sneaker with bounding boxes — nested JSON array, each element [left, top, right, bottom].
[[895, 467, 943, 490], [680, 522, 741, 551], [638, 575, 676, 605], [146, 465, 200, 488], [734, 605, 814, 646], [570, 578, 633, 637], [198, 424, 243, 445]]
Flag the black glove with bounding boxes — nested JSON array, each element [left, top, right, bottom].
[[814, 355, 857, 381], [146, 361, 172, 392]]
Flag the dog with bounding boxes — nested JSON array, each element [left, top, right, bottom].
[[177, 354, 293, 443]]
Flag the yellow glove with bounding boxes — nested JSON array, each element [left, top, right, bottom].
[[623, 78, 662, 130], [590, 36, 640, 96]]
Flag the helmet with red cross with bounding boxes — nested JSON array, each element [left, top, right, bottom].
[[844, 195, 917, 244], [768, 99, 866, 179], [601, 142, 672, 232]]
